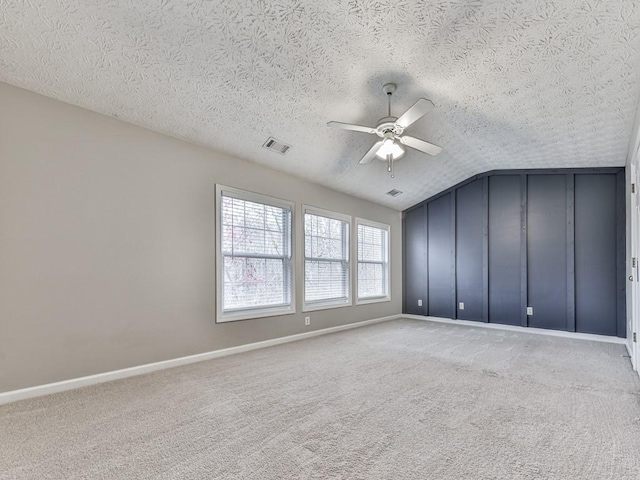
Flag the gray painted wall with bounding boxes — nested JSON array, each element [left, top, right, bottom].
[[403, 170, 625, 337], [0, 83, 402, 393]]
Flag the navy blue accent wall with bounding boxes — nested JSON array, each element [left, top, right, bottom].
[[527, 175, 568, 331], [404, 206, 427, 315], [403, 168, 626, 337], [427, 194, 454, 318], [574, 174, 618, 335], [488, 175, 522, 326], [455, 179, 484, 321]]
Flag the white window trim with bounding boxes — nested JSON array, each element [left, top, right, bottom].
[[302, 205, 352, 312], [215, 184, 296, 323], [355, 217, 391, 305]]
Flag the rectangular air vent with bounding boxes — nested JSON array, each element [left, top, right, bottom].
[[263, 137, 291, 155], [387, 189, 403, 197]]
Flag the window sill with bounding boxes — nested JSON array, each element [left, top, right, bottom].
[[356, 296, 391, 306], [216, 306, 295, 323], [302, 299, 353, 313]]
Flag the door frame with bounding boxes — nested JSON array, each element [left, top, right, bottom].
[[631, 161, 640, 370]]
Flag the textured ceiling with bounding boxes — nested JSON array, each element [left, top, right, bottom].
[[1, 1, 640, 210]]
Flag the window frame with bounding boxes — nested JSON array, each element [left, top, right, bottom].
[[355, 217, 391, 305], [215, 184, 296, 323], [302, 205, 352, 312]]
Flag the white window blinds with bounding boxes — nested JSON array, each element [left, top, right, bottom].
[[357, 221, 389, 301], [304, 209, 350, 308], [218, 187, 294, 321]]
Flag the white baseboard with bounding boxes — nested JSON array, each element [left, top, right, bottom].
[[403, 314, 627, 345], [0, 314, 401, 406]]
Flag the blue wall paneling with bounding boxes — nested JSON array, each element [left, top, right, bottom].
[[574, 174, 617, 335], [488, 175, 522, 326], [527, 174, 568, 331], [455, 179, 484, 321], [404, 206, 427, 315], [427, 193, 455, 318], [403, 168, 626, 337]]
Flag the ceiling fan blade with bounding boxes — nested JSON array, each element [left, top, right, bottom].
[[359, 141, 383, 164], [399, 135, 443, 156], [327, 121, 377, 135], [395, 98, 434, 129]]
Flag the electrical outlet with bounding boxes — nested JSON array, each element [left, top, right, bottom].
[[527, 306, 533, 316], [417, 299, 423, 307], [459, 302, 465, 310], [304, 316, 310, 326]]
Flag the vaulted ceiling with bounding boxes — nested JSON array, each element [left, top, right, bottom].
[[1, 1, 639, 209]]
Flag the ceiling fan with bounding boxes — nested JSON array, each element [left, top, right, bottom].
[[327, 83, 442, 177]]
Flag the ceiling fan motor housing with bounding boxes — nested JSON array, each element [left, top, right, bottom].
[[375, 118, 404, 137]]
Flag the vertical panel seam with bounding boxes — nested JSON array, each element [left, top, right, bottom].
[[520, 174, 528, 327], [452, 191, 457, 319], [424, 205, 429, 316], [567, 174, 576, 332], [483, 177, 489, 323], [402, 212, 407, 314]]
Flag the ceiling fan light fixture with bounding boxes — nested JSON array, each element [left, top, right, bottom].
[[376, 138, 405, 160]]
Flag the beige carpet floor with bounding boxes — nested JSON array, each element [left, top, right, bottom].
[[1, 318, 640, 479]]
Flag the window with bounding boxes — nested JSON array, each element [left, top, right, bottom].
[[216, 185, 294, 322], [356, 218, 390, 303], [303, 206, 351, 310]]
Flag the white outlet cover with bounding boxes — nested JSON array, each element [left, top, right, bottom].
[[459, 302, 465, 310], [417, 299, 423, 307], [527, 307, 534, 316]]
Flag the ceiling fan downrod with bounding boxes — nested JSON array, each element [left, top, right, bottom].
[[383, 83, 396, 118]]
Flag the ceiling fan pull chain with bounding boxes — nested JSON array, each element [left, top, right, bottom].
[[387, 154, 395, 178]]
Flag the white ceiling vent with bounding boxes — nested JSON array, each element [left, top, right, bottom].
[[387, 189, 403, 197], [263, 137, 291, 155]]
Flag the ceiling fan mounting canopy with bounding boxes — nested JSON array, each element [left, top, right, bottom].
[[382, 82, 397, 95], [327, 83, 443, 172]]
